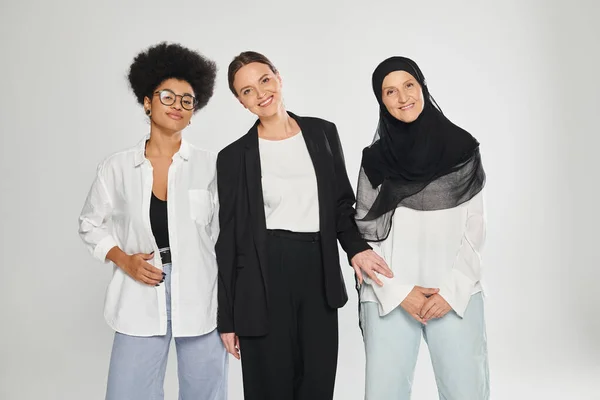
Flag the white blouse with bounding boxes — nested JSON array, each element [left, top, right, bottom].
[[78, 136, 219, 337], [360, 190, 486, 318], [258, 132, 320, 232]]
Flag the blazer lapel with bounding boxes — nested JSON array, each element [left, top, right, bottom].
[[290, 113, 332, 228], [243, 124, 269, 294]]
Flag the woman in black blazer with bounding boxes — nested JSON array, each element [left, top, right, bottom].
[[215, 51, 392, 400]]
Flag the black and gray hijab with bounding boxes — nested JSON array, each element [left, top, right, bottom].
[[356, 56, 486, 241]]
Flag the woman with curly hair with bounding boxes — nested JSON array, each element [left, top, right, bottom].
[[78, 42, 227, 400]]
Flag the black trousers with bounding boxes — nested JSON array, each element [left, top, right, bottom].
[[239, 229, 339, 400]]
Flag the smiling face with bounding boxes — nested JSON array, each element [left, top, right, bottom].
[[381, 70, 424, 123], [144, 78, 194, 132], [232, 62, 283, 118]]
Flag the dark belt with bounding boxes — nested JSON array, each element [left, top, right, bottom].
[[266, 229, 320, 242], [158, 247, 172, 264]]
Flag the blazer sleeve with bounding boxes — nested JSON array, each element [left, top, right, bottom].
[[324, 122, 372, 261], [215, 148, 239, 333]]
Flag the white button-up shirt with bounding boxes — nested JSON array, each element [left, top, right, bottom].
[[78, 136, 219, 337]]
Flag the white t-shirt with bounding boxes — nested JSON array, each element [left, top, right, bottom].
[[258, 132, 320, 232]]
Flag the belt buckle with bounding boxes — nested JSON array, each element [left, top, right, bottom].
[[158, 247, 171, 264]]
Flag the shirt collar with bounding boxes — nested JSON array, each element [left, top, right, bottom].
[[133, 134, 190, 167], [178, 138, 190, 161]]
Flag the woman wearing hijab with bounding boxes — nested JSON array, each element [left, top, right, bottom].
[[356, 56, 489, 399], [215, 51, 392, 400]]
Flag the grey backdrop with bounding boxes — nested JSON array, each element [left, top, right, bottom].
[[1, 0, 598, 399]]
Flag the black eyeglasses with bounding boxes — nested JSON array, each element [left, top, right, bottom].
[[154, 89, 197, 110]]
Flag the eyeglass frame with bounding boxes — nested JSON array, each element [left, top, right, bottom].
[[153, 89, 198, 111]]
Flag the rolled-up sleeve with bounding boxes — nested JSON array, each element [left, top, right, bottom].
[[208, 161, 220, 244], [78, 163, 118, 263]]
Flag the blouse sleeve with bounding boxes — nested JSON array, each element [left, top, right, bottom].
[[362, 240, 415, 316], [437, 190, 486, 317]]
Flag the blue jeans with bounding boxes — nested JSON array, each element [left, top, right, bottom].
[[105, 263, 228, 400], [362, 293, 489, 400]]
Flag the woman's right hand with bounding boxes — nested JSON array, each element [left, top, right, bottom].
[[400, 286, 439, 324], [119, 252, 164, 286], [220, 332, 240, 360]]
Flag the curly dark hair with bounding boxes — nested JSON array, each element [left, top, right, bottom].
[[128, 42, 217, 112]]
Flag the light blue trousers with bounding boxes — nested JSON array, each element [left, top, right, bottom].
[[105, 263, 228, 400], [361, 293, 489, 400]]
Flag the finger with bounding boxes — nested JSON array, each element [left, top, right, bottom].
[[421, 302, 441, 321], [140, 271, 165, 285], [229, 345, 240, 359], [141, 267, 163, 282], [142, 263, 165, 280], [142, 260, 163, 274], [225, 343, 236, 357], [368, 250, 386, 264], [367, 270, 383, 287], [140, 252, 155, 260], [139, 274, 161, 286], [411, 313, 426, 324], [369, 257, 393, 277], [420, 300, 436, 319], [352, 266, 363, 285], [370, 262, 394, 278], [434, 304, 449, 319], [361, 252, 392, 277], [228, 340, 240, 360], [140, 269, 163, 285], [373, 262, 393, 279], [423, 304, 439, 320], [377, 258, 393, 274], [437, 307, 451, 319], [235, 336, 241, 359]]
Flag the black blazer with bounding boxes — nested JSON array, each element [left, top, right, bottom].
[[215, 112, 370, 336]]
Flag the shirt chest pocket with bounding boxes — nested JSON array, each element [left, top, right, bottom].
[[188, 189, 213, 225]]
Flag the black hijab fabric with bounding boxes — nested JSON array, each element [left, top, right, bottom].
[[356, 56, 486, 241]]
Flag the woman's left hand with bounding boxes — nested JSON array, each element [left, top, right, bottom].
[[351, 249, 393, 286], [420, 294, 452, 321]]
